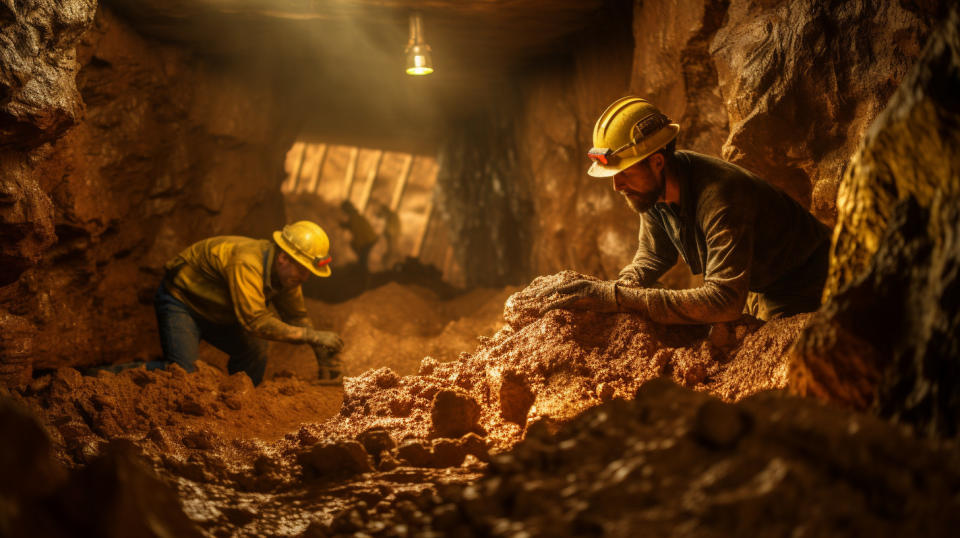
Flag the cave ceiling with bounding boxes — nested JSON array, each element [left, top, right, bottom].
[[103, 0, 609, 151]]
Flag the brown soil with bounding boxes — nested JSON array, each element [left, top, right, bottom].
[[6, 272, 955, 537]]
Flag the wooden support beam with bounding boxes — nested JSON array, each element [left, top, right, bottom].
[[283, 142, 307, 193], [343, 147, 360, 199], [413, 196, 435, 259], [390, 154, 414, 212], [357, 149, 383, 212], [301, 143, 328, 194]]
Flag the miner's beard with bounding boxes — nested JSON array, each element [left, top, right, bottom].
[[622, 175, 664, 214]]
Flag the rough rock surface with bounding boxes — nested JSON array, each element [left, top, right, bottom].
[[0, 0, 96, 288], [0, 6, 301, 386], [790, 8, 960, 437], [0, 397, 202, 538], [0, 0, 95, 147], [711, 0, 937, 223]]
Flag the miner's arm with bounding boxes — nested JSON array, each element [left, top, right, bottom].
[[618, 211, 679, 286], [226, 261, 320, 343], [617, 186, 753, 323]]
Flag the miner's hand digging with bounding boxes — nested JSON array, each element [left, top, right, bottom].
[[541, 96, 832, 323], [97, 221, 345, 385]]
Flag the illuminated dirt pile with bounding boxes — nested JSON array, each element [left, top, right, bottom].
[[329, 380, 960, 537], [310, 271, 809, 458]]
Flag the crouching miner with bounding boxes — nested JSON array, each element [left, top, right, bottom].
[[101, 221, 344, 384], [541, 96, 832, 322]]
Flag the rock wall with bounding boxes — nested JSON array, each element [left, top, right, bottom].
[[435, 93, 533, 288], [0, 5, 302, 387], [790, 8, 960, 437], [512, 0, 935, 282], [0, 0, 96, 286]]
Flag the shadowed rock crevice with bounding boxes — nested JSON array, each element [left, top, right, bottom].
[[790, 7, 960, 437]]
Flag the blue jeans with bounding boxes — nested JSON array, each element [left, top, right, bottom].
[[102, 285, 268, 385]]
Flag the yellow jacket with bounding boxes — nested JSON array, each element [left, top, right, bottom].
[[163, 236, 313, 342]]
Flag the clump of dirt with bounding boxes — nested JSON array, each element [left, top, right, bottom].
[[264, 283, 517, 380], [323, 379, 960, 537]]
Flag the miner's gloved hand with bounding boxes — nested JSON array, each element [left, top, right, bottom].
[[303, 329, 344, 353], [539, 279, 619, 314], [616, 270, 642, 288], [312, 344, 344, 384]]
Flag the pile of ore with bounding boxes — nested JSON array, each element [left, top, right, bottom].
[[306, 270, 809, 456], [317, 379, 960, 537]]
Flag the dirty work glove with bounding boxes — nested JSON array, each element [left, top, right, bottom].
[[303, 329, 344, 353], [312, 345, 343, 384], [616, 269, 643, 288], [540, 279, 620, 314]]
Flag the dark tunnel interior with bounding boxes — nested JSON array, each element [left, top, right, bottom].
[[1, 0, 959, 536]]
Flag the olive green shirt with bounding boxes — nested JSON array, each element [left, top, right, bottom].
[[163, 236, 313, 342], [617, 151, 831, 323]]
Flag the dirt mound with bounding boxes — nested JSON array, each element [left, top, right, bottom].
[[312, 271, 808, 455], [7, 274, 823, 535], [264, 283, 516, 380], [325, 379, 960, 537], [15, 361, 342, 467]]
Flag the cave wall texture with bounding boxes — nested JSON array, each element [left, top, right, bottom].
[[0, 2, 301, 386], [789, 7, 960, 438]]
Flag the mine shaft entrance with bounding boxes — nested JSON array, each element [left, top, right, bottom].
[[280, 141, 463, 302]]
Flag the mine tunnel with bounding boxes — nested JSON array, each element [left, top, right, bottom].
[[2, 0, 960, 536]]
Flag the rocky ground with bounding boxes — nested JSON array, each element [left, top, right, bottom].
[[2, 272, 959, 537]]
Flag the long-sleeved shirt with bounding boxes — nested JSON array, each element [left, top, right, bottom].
[[617, 150, 831, 324], [163, 236, 314, 342]]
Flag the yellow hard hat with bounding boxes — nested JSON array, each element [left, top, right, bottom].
[[587, 96, 680, 178], [273, 221, 332, 277]]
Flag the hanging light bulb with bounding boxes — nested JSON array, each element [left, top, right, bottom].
[[405, 13, 433, 76]]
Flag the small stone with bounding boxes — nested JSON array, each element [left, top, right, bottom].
[[358, 428, 396, 456], [431, 438, 467, 468], [388, 396, 414, 417], [298, 440, 374, 476], [596, 382, 615, 402], [499, 370, 535, 425], [377, 451, 400, 471], [298, 426, 320, 446], [418, 357, 438, 376], [693, 399, 750, 449], [373, 368, 400, 389], [458, 433, 489, 462], [219, 371, 254, 394], [430, 389, 480, 438], [397, 440, 433, 467], [146, 426, 171, 451], [178, 398, 206, 417], [181, 428, 218, 450]]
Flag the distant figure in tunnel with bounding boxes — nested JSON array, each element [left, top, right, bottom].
[[339, 199, 379, 284], [540, 96, 832, 323], [101, 221, 344, 385]]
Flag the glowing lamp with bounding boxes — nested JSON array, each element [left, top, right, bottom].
[[405, 13, 433, 75]]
